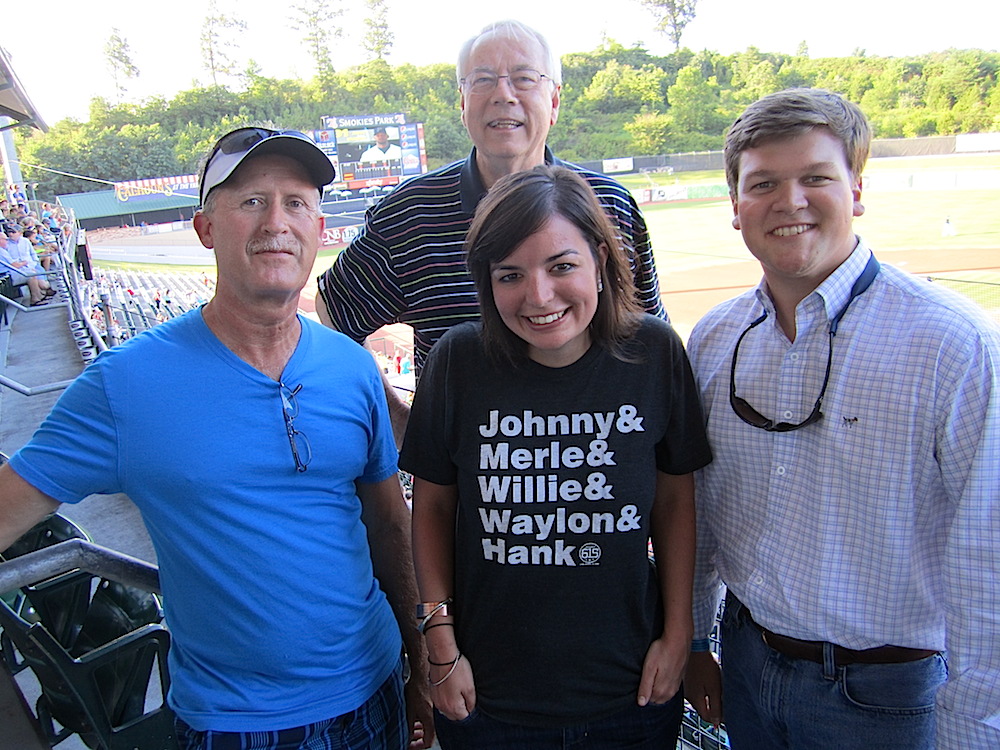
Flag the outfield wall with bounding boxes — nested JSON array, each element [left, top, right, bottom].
[[583, 133, 1000, 176]]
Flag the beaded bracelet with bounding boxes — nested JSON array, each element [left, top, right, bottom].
[[428, 652, 462, 687]]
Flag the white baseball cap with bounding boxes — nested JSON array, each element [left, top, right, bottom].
[[199, 127, 336, 206]]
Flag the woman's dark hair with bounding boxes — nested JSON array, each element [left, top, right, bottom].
[[465, 165, 641, 364]]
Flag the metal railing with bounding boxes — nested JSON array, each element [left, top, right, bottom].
[[926, 276, 1000, 324], [0, 539, 161, 597], [0, 230, 83, 395]]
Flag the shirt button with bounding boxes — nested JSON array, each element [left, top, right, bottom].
[[754, 576, 764, 585], [789, 353, 799, 361], [775, 466, 786, 476], [783, 410, 793, 419]]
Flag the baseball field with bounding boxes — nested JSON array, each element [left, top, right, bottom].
[[631, 154, 1000, 338]]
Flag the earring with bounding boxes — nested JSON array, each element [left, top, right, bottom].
[[597, 275, 604, 293]]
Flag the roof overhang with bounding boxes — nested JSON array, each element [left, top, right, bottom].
[[0, 45, 47, 132]]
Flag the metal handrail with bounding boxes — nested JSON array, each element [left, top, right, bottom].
[[0, 538, 161, 595], [0, 219, 106, 396], [0, 374, 76, 396]]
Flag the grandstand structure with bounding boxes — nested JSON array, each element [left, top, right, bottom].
[[81, 267, 214, 345]]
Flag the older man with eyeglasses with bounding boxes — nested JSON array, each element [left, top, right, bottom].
[[0, 128, 433, 750], [684, 89, 1000, 750], [316, 19, 666, 446]]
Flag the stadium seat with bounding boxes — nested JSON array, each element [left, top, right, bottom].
[[0, 526, 176, 749], [1, 513, 92, 673]]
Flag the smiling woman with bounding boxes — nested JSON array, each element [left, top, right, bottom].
[[401, 164, 712, 749]]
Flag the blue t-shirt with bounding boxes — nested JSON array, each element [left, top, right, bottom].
[[11, 310, 402, 731]]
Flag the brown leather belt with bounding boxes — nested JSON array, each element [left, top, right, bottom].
[[759, 627, 936, 666], [728, 592, 936, 666]]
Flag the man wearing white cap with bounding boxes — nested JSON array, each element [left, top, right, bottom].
[[0, 127, 432, 749]]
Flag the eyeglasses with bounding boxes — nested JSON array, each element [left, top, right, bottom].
[[460, 69, 552, 95], [728, 254, 881, 432], [199, 128, 311, 205], [279, 382, 312, 472], [729, 311, 832, 432]]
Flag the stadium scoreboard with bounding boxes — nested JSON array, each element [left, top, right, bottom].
[[315, 113, 427, 192]]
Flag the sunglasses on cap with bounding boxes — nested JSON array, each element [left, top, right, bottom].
[[199, 127, 334, 206]]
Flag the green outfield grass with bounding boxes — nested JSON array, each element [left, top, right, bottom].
[[616, 152, 1000, 191], [643, 190, 1000, 275], [924, 273, 1000, 319]]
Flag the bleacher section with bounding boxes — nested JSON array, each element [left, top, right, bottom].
[[81, 270, 215, 343]]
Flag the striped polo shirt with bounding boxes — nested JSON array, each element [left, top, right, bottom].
[[317, 148, 666, 375]]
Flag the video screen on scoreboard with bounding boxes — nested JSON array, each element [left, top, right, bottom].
[[335, 125, 405, 182]]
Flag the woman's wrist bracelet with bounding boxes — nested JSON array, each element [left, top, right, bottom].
[[428, 652, 462, 687], [416, 598, 453, 634], [422, 622, 454, 634], [428, 654, 461, 666]]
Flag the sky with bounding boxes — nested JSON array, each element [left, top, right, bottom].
[[4, 0, 998, 126]]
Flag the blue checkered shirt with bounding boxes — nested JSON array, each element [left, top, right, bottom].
[[687, 239, 1000, 747]]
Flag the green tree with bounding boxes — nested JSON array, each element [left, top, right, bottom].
[[200, 0, 247, 88], [625, 112, 672, 155], [667, 64, 725, 134], [363, 0, 394, 61], [104, 28, 139, 104], [13, 41, 1000, 198], [291, 0, 343, 84], [729, 48, 782, 105], [579, 61, 667, 113], [641, 0, 698, 50], [860, 60, 903, 112]]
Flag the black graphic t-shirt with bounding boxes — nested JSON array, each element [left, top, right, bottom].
[[400, 317, 711, 727]]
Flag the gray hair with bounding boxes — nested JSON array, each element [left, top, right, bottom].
[[456, 20, 562, 87]]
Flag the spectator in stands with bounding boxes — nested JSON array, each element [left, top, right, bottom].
[[683, 88, 1000, 749], [0, 127, 433, 750], [8, 183, 27, 206], [402, 165, 710, 748], [4, 226, 53, 297], [0, 231, 50, 305], [316, 19, 666, 445], [37, 222, 61, 252], [60, 223, 73, 246], [23, 228, 57, 270]]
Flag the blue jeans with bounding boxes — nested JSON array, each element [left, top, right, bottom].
[[720, 596, 946, 750], [434, 692, 683, 749], [174, 657, 406, 750]]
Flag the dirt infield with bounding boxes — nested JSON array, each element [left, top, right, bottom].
[[662, 246, 1000, 339]]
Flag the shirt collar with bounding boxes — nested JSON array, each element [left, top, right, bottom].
[[459, 146, 560, 214], [813, 237, 873, 324], [752, 237, 873, 325]]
